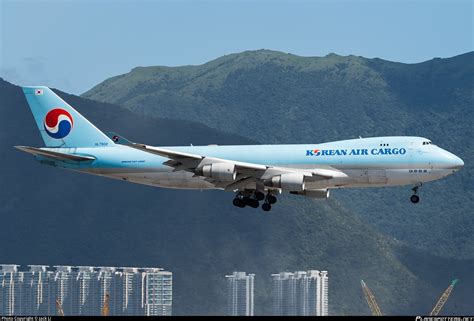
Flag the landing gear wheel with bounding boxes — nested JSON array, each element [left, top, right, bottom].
[[245, 197, 259, 208], [262, 203, 271, 212], [233, 197, 245, 208], [255, 191, 265, 201], [233, 198, 242, 207], [267, 194, 277, 204], [410, 194, 420, 204]]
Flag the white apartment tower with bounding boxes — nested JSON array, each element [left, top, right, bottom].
[[0, 265, 20, 315], [272, 270, 328, 316], [226, 271, 255, 316]]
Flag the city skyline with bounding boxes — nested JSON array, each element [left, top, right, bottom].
[[0, 264, 172, 316], [1, 266, 332, 316]]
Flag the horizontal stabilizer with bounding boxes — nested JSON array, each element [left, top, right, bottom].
[[15, 146, 95, 162]]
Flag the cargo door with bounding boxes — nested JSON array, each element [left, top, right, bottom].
[[368, 169, 387, 183]]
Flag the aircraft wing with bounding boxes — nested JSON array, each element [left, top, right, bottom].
[[129, 143, 267, 172], [15, 146, 95, 162], [128, 143, 346, 190]]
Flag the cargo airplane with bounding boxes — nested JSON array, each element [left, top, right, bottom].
[[16, 87, 464, 211]]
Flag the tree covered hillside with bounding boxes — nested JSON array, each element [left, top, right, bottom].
[[83, 50, 474, 260]]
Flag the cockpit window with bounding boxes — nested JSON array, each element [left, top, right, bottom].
[[422, 141, 433, 145]]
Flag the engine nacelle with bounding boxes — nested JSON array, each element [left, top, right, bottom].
[[200, 163, 237, 181], [290, 189, 330, 199], [265, 173, 305, 191]]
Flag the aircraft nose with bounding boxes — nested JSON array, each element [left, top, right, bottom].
[[439, 148, 464, 170], [452, 155, 464, 170]]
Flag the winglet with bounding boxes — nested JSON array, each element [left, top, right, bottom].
[[105, 131, 134, 145]]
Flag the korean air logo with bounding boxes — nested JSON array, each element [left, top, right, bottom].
[[43, 108, 74, 139]]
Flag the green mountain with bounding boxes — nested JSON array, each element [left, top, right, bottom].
[[83, 50, 474, 262], [3, 78, 473, 314]]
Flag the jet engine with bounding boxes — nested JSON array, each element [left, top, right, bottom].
[[200, 163, 237, 181], [265, 173, 305, 191]]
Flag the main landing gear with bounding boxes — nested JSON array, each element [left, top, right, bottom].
[[410, 183, 422, 204], [233, 190, 277, 211]]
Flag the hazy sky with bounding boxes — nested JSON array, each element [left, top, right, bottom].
[[1, 0, 472, 94]]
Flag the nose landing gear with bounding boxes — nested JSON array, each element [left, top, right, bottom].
[[410, 183, 422, 203], [410, 194, 420, 204]]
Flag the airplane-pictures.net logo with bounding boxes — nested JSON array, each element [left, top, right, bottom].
[[306, 148, 407, 156], [44, 108, 74, 139]]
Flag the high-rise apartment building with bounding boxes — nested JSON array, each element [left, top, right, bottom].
[[23, 265, 54, 315], [143, 268, 172, 316], [0, 265, 21, 315], [226, 271, 254, 316], [272, 270, 328, 316]]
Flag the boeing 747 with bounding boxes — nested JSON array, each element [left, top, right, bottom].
[[16, 87, 464, 211]]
